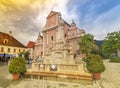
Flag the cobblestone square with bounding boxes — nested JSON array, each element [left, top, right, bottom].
[[0, 60, 120, 88]]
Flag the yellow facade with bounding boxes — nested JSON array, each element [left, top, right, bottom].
[[0, 31, 26, 56], [0, 45, 26, 56]]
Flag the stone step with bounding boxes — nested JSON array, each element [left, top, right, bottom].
[[24, 71, 92, 80]]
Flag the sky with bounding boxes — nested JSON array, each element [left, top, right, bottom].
[[0, 0, 120, 45]]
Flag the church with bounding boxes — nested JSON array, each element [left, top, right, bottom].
[[26, 11, 92, 80], [33, 11, 85, 59]]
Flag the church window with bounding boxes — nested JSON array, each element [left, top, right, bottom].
[[72, 33, 74, 36], [65, 34, 67, 37], [41, 52, 43, 55], [68, 50, 70, 53], [51, 36, 54, 41]]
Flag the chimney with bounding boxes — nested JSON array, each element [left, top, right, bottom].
[[9, 31, 12, 36]]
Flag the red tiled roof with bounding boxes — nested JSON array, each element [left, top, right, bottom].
[[27, 41, 35, 48], [0, 32, 25, 48]]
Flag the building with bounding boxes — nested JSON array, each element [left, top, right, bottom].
[[0, 31, 26, 61], [26, 41, 35, 59], [42, 11, 85, 63], [34, 33, 43, 59], [28, 11, 92, 80], [33, 11, 85, 58], [28, 11, 85, 60]]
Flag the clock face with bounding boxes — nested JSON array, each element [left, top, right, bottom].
[[3, 39, 8, 44]]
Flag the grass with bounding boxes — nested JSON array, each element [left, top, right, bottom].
[[110, 58, 120, 63]]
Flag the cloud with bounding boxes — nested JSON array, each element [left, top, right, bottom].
[[83, 4, 120, 40], [66, 0, 120, 40], [0, 0, 71, 45], [0, 0, 120, 45]]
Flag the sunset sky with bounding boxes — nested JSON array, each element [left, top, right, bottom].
[[0, 0, 120, 45]]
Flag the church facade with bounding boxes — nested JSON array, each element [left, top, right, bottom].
[[34, 11, 85, 59]]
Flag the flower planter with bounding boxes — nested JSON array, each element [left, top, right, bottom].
[[12, 74, 20, 79], [9, 57, 26, 80], [93, 73, 101, 80]]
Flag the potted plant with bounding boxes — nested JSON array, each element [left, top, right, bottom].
[[9, 57, 26, 79], [84, 54, 105, 80]]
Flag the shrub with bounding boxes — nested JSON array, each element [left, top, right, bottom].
[[9, 57, 26, 74], [110, 58, 120, 63], [85, 54, 105, 73]]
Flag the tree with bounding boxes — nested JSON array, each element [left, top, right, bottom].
[[102, 31, 120, 58], [18, 51, 30, 60], [85, 54, 105, 79], [78, 34, 96, 55]]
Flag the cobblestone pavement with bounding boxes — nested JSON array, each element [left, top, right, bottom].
[[1, 60, 120, 88], [6, 79, 98, 88], [0, 63, 13, 88], [101, 60, 120, 88]]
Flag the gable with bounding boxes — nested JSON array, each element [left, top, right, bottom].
[[47, 11, 57, 18]]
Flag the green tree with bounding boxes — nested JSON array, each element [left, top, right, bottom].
[[78, 34, 97, 56], [102, 31, 120, 58], [18, 51, 30, 60]]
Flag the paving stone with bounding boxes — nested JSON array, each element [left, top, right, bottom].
[[1, 60, 120, 88]]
